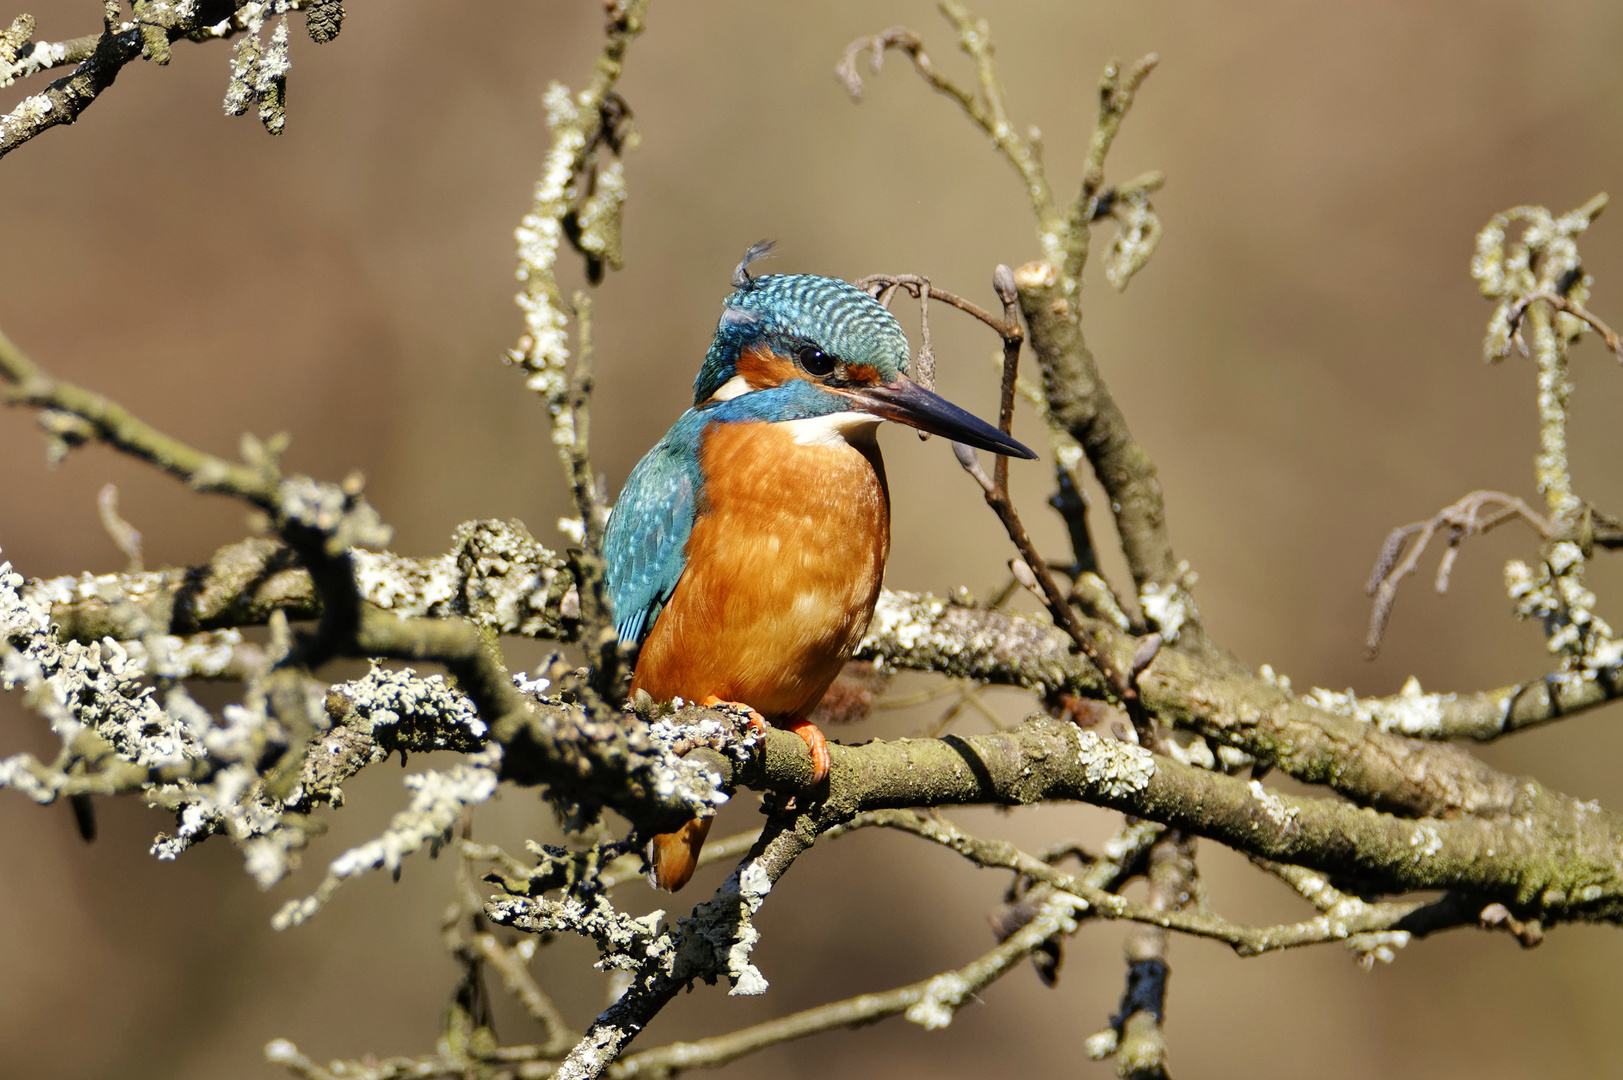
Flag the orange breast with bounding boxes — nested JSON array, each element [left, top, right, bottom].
[[630, 419, 890, 719]]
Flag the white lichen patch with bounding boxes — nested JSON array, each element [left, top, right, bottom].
[[352, 550, 458, 615], [123, 629, 251, 679], [511, 80, 584, 403], [1257, 664, 1292, 692], [1, 558, 204, 770], [1247, 779, 1299, 829], [1084, 1029, 1121, 1060], [661, 856, 778, 997], [332, 662, 488, 743], [1138, 566, 1199, 644], [1347, 929, 1410, 969], [862, 590, 950, 656], [858, 590, 1074, 695], [1102, 821, 1164, 864], [279, 475, 391, 555], [1306, 676, 1454, 738], [724, 861, 772, 996], [1, 39, 70, 89], [486, 890, 671, 981], [1161, 731, 1216, 771], [1505, 547, 1623, 680], [0, 91, 51, 137], [2, 555, 320, 884], [906, 972, 970, 1030], [350, 521, 570, 638], [1074, 729, 1155, 797], [1408, 823, 1443, 860]]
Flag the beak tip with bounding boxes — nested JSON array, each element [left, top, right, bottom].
[[853, 378, 1042, 461], [1008, 439, 1040, 461]]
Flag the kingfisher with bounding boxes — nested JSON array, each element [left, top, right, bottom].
[[603, 246, 1036, 891]]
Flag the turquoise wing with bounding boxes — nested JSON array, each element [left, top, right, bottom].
[[602, 417, 702, 646]]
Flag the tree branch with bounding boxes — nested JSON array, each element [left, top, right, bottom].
[[1012, 262, 1198, 645], [31, 539, 1612, 810], [775, 716, 1623, 927], [0, 1, 330, 158]]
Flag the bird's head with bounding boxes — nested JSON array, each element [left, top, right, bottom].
[[692, 246, 1036, 459]]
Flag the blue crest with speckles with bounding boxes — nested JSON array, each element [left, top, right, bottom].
[[692, 275, 912, 404]]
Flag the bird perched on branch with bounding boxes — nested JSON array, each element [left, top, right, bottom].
[[604, 245, 1036, 890]]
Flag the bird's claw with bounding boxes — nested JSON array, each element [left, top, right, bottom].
[[780, 716, 830, 785], [696, 697, 828, 786], [700, 695, 769, 736]]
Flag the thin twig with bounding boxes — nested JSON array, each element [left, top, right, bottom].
[[1506, 290, 1623, 362], [846, 809, 1458, 957], [838, 7, 1062, 262], [0, 326, 278, 505], [937, 270, 1150, 726], [853, 274, 1010, 335], [605, 888, 1080, 1076], [1364, 490, 1552, 657]]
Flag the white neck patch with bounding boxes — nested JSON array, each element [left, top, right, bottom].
[[703, 377, 879, 448], [706, 375, 752, 403], [779, 411, 881, 448]]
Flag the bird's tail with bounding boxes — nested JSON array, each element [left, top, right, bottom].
[[647, 816, 713, 892]]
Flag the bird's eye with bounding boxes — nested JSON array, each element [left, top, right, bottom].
[[796, 346, 837, 377]]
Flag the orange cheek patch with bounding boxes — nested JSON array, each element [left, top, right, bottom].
[[842, 363, 882, 386], [735, 345, 800, 389]]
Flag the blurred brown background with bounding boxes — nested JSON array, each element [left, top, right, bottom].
[[5, 1, 1623, 1076]]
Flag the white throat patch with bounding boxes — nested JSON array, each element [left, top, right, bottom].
[[703, 377, 879, 448], [779, 411, 881, 448], [706, 375, 752, 403]]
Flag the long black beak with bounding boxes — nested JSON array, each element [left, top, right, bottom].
[[844, 374, 1038, 459]]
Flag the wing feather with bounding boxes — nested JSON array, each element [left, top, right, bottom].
[[603, 425, 700, 646]]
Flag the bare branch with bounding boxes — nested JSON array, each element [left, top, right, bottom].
[[838, 7, 1061, 262], [1364, 490, 1552, 657], [1, 326, 279, 504], [1507, 289, 1623, 362], [1063, 55, 1162, 292]]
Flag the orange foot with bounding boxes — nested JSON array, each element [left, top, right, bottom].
[[700, 695, 768, 736], [779, 716, 830, 785]]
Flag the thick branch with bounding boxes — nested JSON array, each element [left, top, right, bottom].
[[33, 541, 1599, 814], [770, 716, 1623, 927], [861, 592, 1524, 819]]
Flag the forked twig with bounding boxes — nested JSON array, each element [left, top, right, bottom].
[[935, 266, 1161, 739], [1365, 490, 1552, 656], [1505, 290, 1623, 363]]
